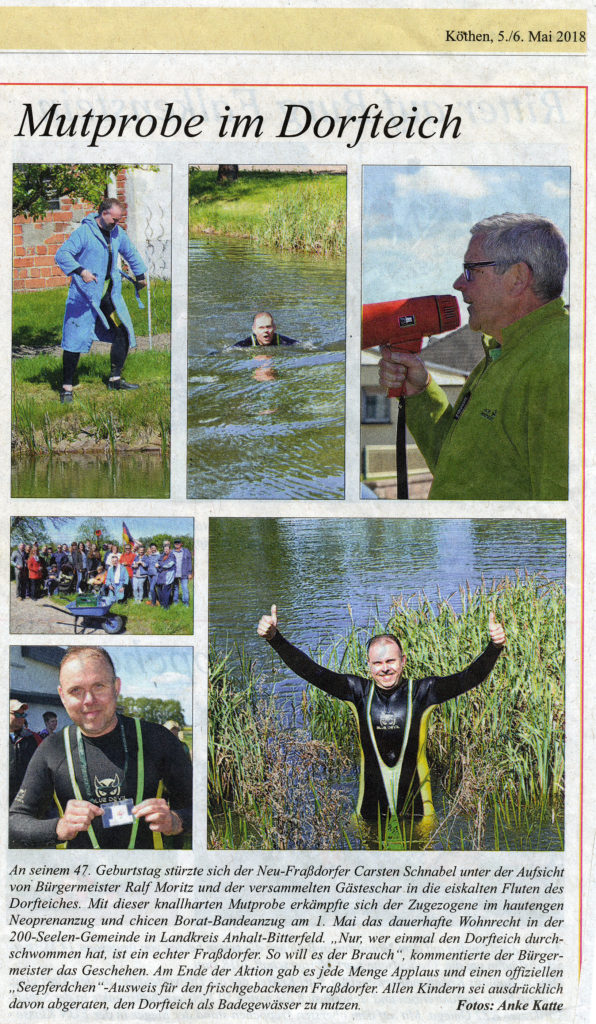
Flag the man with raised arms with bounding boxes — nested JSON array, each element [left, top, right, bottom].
[[258, 605, 506, 823], [9, 647, 192, 849]]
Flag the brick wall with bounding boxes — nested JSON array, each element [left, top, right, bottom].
[[13, 186, 129, 293], [13, 196, 95, 292]]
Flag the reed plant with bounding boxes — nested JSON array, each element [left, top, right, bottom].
[[208, 647, 351, 849]]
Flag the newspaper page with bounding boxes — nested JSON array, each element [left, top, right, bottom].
[[1, 5, 591, 1024]]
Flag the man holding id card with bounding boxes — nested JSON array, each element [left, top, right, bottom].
[[9, 647, 192, 850]]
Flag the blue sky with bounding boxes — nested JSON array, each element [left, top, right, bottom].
[[362, 165, 570, 306], [42, 517, 193, 543], [106, 646, 193, 723]]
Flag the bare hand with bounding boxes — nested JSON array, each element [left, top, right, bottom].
[[379, 348, 430, 397], [488, 611, 506, 647], [56, 799, 102, 841], [80, 269, 98, 284], [258, 604, 278, 640], [133, 798, 183, 835]]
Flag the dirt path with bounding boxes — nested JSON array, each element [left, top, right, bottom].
[[10, 581, 104, 635], [12, 333, 171, 359]]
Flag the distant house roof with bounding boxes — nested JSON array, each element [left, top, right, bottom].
[[422, 324, 484, 375]]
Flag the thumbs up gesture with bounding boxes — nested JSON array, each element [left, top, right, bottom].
[[258, 604, 278, 640], [488, 611, 506, 647]]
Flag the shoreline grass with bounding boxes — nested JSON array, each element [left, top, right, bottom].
[[208, 575, 564, 851], [12, 349, 170, 454], [12, 280, 171, 455], [189, 170, 346, 255]]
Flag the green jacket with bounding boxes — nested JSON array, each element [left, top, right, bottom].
[[405, 298, 569, 500]]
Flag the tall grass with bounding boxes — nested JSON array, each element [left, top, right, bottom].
[[12, 350, 170, 453], [189, 170, 346, 255], [208, 649, 351, 850], [209, 575, 564, 851]]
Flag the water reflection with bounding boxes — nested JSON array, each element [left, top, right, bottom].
[[210, 517, 565, 671], [12, 452, 170, 499], [188, 238, 345, 499]]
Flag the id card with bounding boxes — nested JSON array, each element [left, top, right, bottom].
[[102, 798, 134, 828]]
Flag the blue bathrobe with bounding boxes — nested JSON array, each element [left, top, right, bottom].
[[55, 214, 146, 354]]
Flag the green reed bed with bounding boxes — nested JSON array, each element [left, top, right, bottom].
[[208, 648, 351, 850], [210, 575, 564, 850], [189, 170, 346, 255]]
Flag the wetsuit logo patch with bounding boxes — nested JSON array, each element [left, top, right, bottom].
[[94, 772, 123, 803]]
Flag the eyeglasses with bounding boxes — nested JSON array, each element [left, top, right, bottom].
[[463, 259, 527, 282]]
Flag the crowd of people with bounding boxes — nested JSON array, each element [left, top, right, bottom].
[[11, 537, 193, 611]]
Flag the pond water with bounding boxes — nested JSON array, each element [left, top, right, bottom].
[[209, 517, 565, 678], [12, 452, 170, 499], [187, 238, 345, 499]]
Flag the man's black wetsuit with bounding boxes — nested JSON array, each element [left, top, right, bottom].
[[268, 632, 502, 821], [9, 716, 192, 849], [233, 333, 298, 348]]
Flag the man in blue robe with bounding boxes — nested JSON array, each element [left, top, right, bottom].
[[55, 198, 146, 402]]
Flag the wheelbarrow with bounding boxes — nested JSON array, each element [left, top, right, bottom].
[[64, 593, 125, 634]]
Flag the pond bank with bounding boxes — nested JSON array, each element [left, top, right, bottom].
[[189, 169, 346, 254]]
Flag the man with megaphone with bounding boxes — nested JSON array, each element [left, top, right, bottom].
[[375, 213, 568, 500]]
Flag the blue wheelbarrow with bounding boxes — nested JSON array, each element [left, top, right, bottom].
[[64, 593, 125, 634]]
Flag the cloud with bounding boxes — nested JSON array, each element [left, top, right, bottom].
[[543, 179, 570, 199], [391, 166, 490, 198], [150, 671, 191, 688]]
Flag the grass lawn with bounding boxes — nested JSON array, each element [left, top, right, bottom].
[[48, 591, 193, 635], [13, 279, 171, 352], [189, 169, 346, 254], [12, 280, 172, 454]]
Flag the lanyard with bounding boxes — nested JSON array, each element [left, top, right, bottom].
[[63, 718, 144, 850]]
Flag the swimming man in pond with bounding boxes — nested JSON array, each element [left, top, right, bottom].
[[234, 312, 298, 348], [257, 605, 506, 823]]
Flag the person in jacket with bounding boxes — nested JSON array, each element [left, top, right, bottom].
[[155, 541, 176, 610], [75, 541, 88, 594], [132, 545, 150, 603], [10, 700, 39, 804], [11, 543, 28, 601], [172, 539, 193, 607], [379, 213, 569, 500], [27, 543, 44, 601], [105, 554, 126, 605], [145, 543, 160, 606], [55, 198, 146, 402]]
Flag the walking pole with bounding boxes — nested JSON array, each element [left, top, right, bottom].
[[146, 270, 153, 350]]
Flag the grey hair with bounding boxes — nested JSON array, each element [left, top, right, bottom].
[[470, 213, 567, 301]]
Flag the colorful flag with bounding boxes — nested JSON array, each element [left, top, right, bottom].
[[122, 521, 135, 546]]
